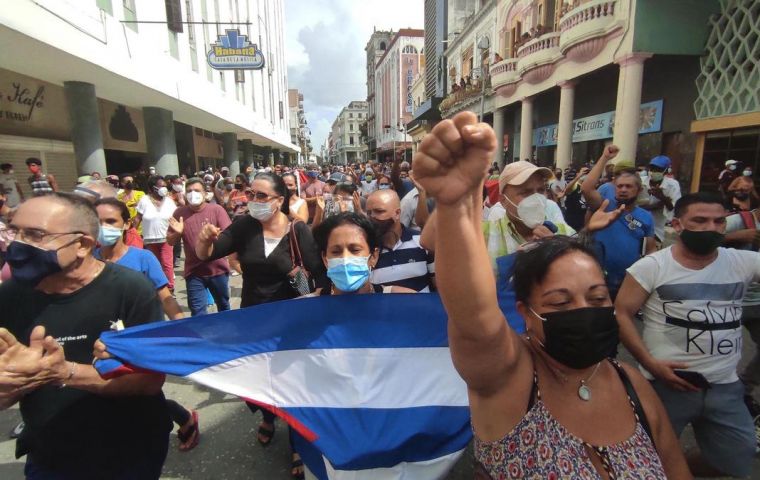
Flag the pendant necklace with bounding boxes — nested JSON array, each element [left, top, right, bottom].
[[577, 362, 602, 401]]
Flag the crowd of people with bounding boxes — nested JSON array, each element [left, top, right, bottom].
[[0, 108, 758, 479]]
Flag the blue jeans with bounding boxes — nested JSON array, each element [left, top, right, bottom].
[[186, 273, 230, 316], [651, 379, 755, 477]]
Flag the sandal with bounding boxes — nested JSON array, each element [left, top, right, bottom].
[[291, 454, 305, 480], [257, 422, 275, 447], [177, 410, 200, 451]]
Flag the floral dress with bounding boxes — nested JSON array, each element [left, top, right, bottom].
[[474, 361, 666, 479]]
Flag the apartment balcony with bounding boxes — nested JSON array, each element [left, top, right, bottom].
[[439, 76, 492, 117], [490, 58, 520, 96], [559, 0, 624, 62], [516, 32, 562, 84]]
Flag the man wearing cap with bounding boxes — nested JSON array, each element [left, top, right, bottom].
[[719, 159, 739, 194], [0, 163, 24, 208], [641, 155, 681, 242], [581, 145, 656, 298], [482, 160, 575, 269]]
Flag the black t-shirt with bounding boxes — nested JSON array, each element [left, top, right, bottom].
[[0, 263, 171, 475], [210, 216, 327, 307]]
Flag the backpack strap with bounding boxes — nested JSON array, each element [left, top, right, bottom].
[[609, 359, 654, 445]]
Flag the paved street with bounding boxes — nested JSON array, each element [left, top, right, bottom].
[[0, 260, 756, 479]]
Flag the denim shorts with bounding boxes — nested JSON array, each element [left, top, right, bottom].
[[651, 379, 754, 477]]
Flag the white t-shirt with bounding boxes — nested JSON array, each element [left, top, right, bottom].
[[360, 180, 377, 197], [642, 177, 681, 241], [136, 196, 176, 243], [627, 246, 760, 384]]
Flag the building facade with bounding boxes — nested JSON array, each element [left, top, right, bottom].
[[689, 0, 760, 192], [0, 0, 298, 193], [435, 0, 719, 191], [329, 101, 369, 165], [373, 29, 425, 163], [288, 88, 311, 165], [365, 29, 394, 162]]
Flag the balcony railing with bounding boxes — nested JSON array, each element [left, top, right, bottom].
[[559, 0, 622, 58], [560, 0, 617, 32], [439, 76, 491, 115], [517, 32, 561, 58], [490, 58, 520, 90]]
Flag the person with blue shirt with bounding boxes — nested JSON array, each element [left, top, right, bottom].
[[94, 197, 200, 451], [581, 145, 656, 299]]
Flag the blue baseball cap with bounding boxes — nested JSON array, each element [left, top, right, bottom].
[[649, 155, 671, 169]]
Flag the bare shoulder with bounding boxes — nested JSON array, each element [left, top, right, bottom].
[[617, 361, 664, 422], [389, 286, 417, 294]]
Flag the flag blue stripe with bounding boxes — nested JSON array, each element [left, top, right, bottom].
[[286, 405, 472, 470], [98, 294, 451, 377]]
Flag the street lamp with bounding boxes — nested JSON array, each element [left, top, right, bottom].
[[477, 35, 490, 122]]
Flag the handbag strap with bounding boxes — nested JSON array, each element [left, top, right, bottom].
[[610, 359, 654, 444], [289, 221, 304, 268]]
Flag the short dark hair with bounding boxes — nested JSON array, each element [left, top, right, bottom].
[[312, 212, 378, 254], [95, 197, 131, 223], [185, 177, 204, 190], [253, 172, 290, 216], [335, 182, 357, 195], [120, 173, 135, 180], [25, 157, 42, 166], [146, 175, 164, 191], [513, 236, 602, 303], [674, 192, 725, 218]]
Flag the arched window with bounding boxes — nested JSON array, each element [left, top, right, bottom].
[[379, 42, 387, 50], [402, 45, 418, 54]]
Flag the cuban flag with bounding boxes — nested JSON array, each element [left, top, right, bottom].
[[95, 294, 471, 479]]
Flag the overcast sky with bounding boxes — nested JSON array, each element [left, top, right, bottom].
[[284, 0, 424, 153]]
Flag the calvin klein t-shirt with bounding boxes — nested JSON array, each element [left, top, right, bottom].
[[627, 246, 760, 384]]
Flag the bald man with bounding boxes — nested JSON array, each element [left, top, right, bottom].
[[0, 193, 171, 478], [366, 189, 435, 292], [73, 179, 118, 203]]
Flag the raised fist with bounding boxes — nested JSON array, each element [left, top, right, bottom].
[[412, 112, 496, 205]]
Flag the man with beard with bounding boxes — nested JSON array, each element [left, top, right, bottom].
[[581, 145, 656, 299], [615, 192, 756, 478], [366, 189, 434, 292]]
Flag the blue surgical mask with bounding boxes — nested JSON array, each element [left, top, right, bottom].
[[5, 240, 64, 285], [327, 256, 371, 292], [98, 225, 124, 246]]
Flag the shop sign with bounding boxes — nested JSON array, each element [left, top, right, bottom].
[[533, 99, 664, 147], [207, 29, 265, 70], [0, 68, 70, 140], [1, 82, 45, 123]]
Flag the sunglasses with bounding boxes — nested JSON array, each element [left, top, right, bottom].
[[245, 190, 277, 201]]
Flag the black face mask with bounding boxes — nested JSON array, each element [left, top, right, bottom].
[[123, 181, 133, 190], [371, 217, 396, 239], [679, 229, 724, 256], [235, 183, 244, 190], [533, 306, 619, 370], [733, 192, 750, 201]]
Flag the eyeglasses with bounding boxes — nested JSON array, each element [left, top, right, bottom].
[[245, 190, 277, 201], [3, 226, 84, 244]]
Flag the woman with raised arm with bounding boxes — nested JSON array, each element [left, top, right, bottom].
[[412, 111, 691, 479]]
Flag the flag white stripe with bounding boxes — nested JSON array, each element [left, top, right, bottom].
[[320, 449, 466, 480], [187, 347, 469, 409], [371, 261, 430, 285]]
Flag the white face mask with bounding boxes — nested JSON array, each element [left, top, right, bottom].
[[249, 200, 276, 221], [186, 191, 204, 206], [156, 186, 168, 197], [729, 165, 737, 171], [172, 184, 184, 193], [503, 192, 547, 229], [744, 170, 753, 177]]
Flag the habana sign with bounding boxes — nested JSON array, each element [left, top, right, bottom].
[[207, 29, 265, 70]]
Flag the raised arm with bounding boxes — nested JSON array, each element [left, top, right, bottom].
[[581, 145, 618, 210], [413, 112, 521, 395]]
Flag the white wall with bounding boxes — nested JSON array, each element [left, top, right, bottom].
[[0, 0, 296, 150]]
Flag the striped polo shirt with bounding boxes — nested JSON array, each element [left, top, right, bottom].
[[371, 226, 434, 292]]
